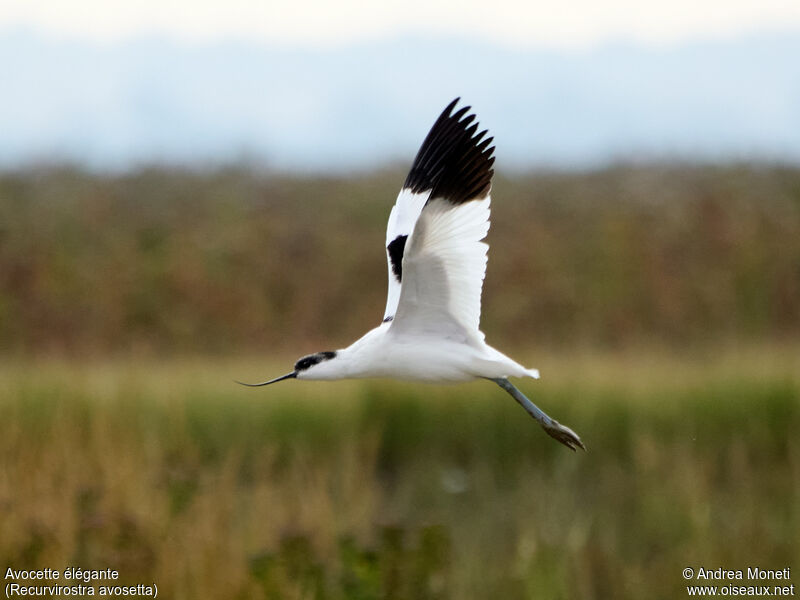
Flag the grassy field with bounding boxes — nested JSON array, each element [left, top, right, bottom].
[[2, 345, 798, 599]]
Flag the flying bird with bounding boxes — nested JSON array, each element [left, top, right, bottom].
[[241, 98, 585, 451]]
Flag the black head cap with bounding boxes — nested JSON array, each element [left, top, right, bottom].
[[294, 351, 337, 372]]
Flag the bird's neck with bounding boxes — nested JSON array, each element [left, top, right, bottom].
[[303, 326, 387, 380]]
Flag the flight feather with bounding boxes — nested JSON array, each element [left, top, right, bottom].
[[383, 99, 495, 334]]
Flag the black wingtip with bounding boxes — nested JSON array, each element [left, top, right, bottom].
[[403, 98, 495, 205]]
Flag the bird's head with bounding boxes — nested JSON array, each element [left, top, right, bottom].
[[237, 350, 339, 386]]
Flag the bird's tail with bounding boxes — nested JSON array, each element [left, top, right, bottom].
[[523, 367, 541, 379], [477, 344, 540, 380]]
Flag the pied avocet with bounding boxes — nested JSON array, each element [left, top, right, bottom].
[[241, 99, 585, 451]]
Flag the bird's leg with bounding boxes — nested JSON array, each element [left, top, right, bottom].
[[490, 377, 586, 451]]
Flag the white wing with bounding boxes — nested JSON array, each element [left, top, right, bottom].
[[382, 98, 495, 339], [391, 196, 490, 339], [383, 188, 428, 321]]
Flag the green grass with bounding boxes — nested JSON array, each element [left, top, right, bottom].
[[1, 346, 798, 599]]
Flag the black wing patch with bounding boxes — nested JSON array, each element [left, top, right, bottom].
[[403, 97, 495, 205], [387, 234, 408, 282]]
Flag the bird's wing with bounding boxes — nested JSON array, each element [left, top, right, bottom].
[[382, 190, 428, 322], [383, 98, 494, 340]]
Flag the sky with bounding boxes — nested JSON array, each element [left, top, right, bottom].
[[3, 0, 800, 48], [2, 1, 799, 171]]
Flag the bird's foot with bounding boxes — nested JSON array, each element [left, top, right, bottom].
[[543, 420, 586, 452]]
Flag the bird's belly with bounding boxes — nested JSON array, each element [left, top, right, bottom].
[[352, 343, 480, 383]]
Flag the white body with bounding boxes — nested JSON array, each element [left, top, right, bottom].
[[299, 321, 539, 383]]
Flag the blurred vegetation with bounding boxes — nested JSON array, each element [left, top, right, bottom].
[[1, 163, 798, 598], [1, 163, 798, 356], [1, 349, 798, 599]]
